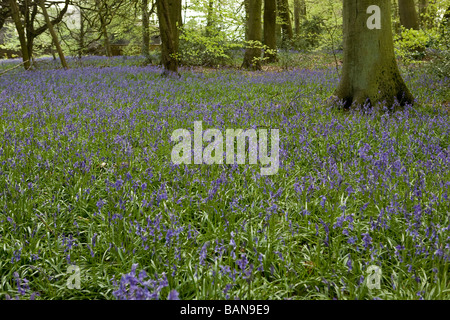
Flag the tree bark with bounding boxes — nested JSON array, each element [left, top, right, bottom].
[[294, 0, 300, 35], [79, 5, 85, 58], [294, 0, 306, 35], [100, 17, 112, 57], [176, 0, 182, 27], [8, 0, 69, 65], [263, 0, 277, 62], [392, 0, 401, 34], [242, 0, 262, 70], [276, 17, 281, 41], [157, 0, 179, 75], [96, 0, 112, 57], [244, 0, 250, 41], [142, 0, 150, 61], [38, 0, 69, 69], [333, 0, 414, 109], [398, 0, 419, 30], [168, 0, 181, 51], [8, 0, 31, 70], [277, 0, 293, 48]]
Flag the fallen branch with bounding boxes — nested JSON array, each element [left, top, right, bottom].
[[36, 213, 57, 236], [0, 60, 30, 76]]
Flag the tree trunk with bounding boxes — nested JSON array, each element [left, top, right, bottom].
[[398, 0, 419, 30], [263, 0, 277, 62], [142, 0, 150, 61], [50, 46, 56, 60], [79, 6, 85, 58], [294, 0, 305, 35], [96, 0, 112, 57], [157, 0, 179, 75], [276, 18, 281, 42], [242, 0, 262, 70], [100, 18, 112, 57], [333, 0, 414, 109], [8, 0, 31, 70], [176, 0, 182, 27], [294, 0, 300, 35], [39, 0, 69, 69], [392, 0, 401, 34], [277, 0, 293, 48], [26, 34, 34, 64], [168, 0, 181, 54], [244, 0, 250, 41]]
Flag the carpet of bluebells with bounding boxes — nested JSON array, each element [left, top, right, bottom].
[[0, 56, 449, 300]]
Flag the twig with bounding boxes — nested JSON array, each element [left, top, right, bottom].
[[36, 213, 56, 236], [0, 60, 30, 76], [323, 0, 341, 78]]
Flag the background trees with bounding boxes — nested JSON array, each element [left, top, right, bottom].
[[0, 0, 449, 79], [2, 0, 69, 69], [38, 0, 68, 68]]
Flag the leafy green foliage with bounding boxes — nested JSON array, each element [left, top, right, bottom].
[[394, 21, 450, 80], [291, 15, 324, 51], [394, 27, 436, 62], [179, 24, 241, 67], [0, 23, 20, 57], [425, 18, 450, 79]]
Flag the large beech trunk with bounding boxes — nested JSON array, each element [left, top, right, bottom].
[[156, 0, 180, 75], [8, 0, 31, 70], [333, 0, 414, 109], [242, 0, 262, 70]]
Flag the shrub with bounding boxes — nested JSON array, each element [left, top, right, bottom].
[[394, 23, 450, 79], [424, 30, 450, 79], [291, 15, 324, 51], [394, 27, 438, 62], [178, 26, 241, 67]]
